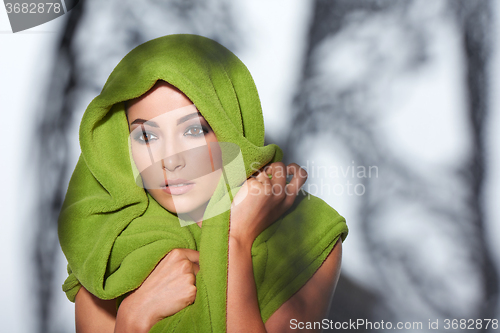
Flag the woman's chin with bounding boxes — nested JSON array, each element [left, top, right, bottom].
[[161, 204, 191, 215], [160, 200, 206, 220], [147, 187, 212, 222]]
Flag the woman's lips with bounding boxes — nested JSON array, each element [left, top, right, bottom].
[[161, 182, 195, 195]]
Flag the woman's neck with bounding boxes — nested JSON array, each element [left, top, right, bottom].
[[187, 202, 209, 228]]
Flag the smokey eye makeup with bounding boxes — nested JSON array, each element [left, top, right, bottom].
[[184, 125, 208, 137], [182, 117, 213, 137], [130, 116, 213, 145], [132, 127, 159, 144]]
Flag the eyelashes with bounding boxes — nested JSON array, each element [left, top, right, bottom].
[[133, 129, 158, 144], [132, 125, 211, 144], [184, 125, 210, 137]]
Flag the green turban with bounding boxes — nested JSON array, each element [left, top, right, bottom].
[[58, 34, 348, 332]]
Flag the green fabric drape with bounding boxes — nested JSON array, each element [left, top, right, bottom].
[[58, 34, 348, 332]]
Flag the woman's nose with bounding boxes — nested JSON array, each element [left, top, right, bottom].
[[161, 145, 186, 172]]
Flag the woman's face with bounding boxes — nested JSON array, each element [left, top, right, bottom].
[[127, 81, 222, 222]]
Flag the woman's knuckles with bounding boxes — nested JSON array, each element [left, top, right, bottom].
[[176, 259, 192, 272], [288, 163, 308, 179], [168, 248, 183, 261], [179, 285, 197, 305], [274, 185, 287, 201], [184, 272, 196, 285], [187, 285, 197, 297]]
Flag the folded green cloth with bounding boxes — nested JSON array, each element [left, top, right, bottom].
[[58, 34, 348, 332]]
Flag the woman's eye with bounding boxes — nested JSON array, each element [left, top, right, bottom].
[[184, 126, 208, 137], [134, 131, 158, 144]]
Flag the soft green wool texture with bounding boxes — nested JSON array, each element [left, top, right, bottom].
[[58, 34, 348, 332]]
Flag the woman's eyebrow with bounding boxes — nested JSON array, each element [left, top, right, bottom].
[[177, 111, 203, 125], [130, 119, 159, 127]]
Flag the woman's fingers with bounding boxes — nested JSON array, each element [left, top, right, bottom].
[[181, 248, 200, 265], [229, 162, 306, 243], [192, 262, 200, 275], [255, 166, 272, 195], [268, 162, 287, 200], [175, 249, 200, 275], [163, 248, 200, 275], [125, 247, 201, 322], [284, 163, 308, 207], [180, 249, 200, 277], [251, 162, 305, 204]]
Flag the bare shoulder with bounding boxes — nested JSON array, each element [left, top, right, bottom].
[[75, 287, 117, 333], [265, 238, 342, 333]]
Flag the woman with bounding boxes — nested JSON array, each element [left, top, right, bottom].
[[58, 34, 348, 333]]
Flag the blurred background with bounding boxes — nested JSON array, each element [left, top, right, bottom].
[[1, 0, 499, 332]]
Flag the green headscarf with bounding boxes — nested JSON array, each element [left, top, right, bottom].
[[58, 34, 348, 332]]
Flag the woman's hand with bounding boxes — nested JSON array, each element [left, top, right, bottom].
[[227, 162, 307, 332], [115, 248, 200, 333], [229, 162, 308, 247]]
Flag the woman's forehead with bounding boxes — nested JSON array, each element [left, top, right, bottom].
[[129, 105, 202, 131], [126, 81, 197, 121]]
